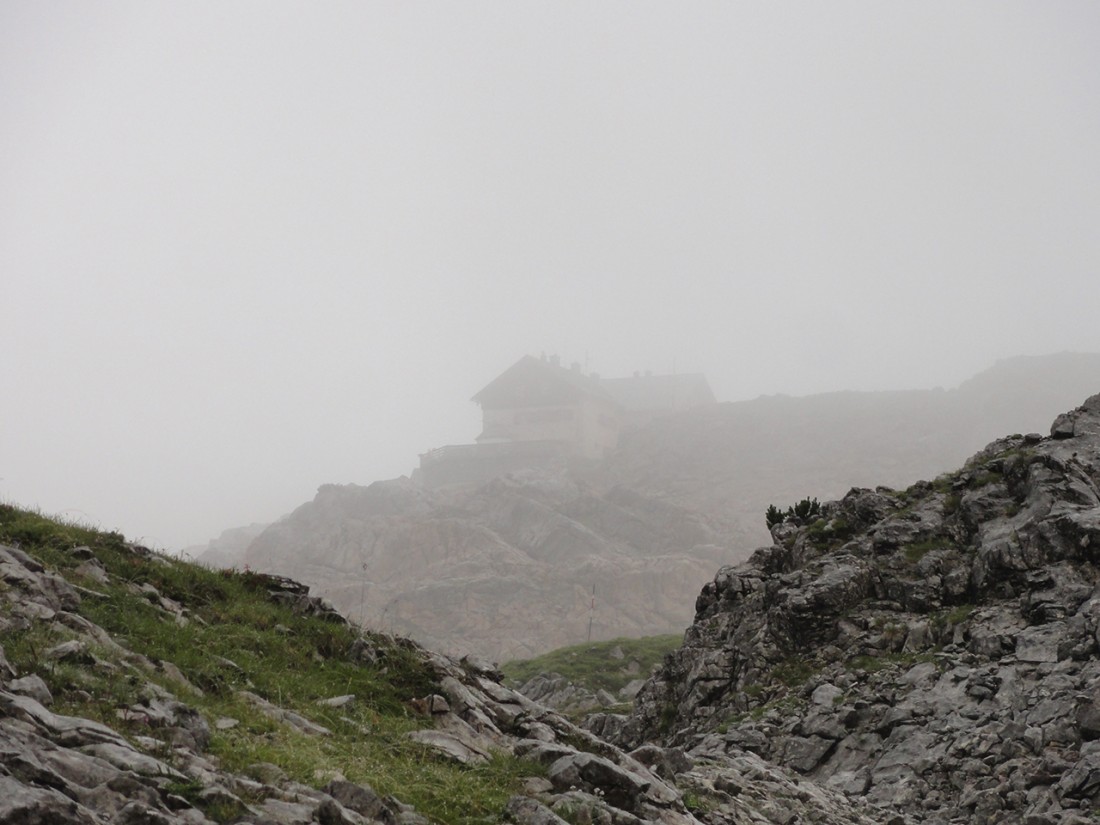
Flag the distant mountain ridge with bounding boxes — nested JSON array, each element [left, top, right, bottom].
[[591, 390, 1100, 822], [239, 474, 735, 662], [595, 351, 1100, 547], [183, 521, 268, 567], [6, 364, 1099, 825], [0, 502, 882, 824], [201, 352, 1100, 659]]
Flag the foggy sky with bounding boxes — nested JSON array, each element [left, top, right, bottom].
[[3, 2, 1099, 550]]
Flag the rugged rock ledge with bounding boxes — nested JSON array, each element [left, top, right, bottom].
[[597, 393, 1100, 824], [196, 353, 1100, 663], [238, 474, 737, 661], [8, 389, 1100, 824], [0, 521, 874, 824]]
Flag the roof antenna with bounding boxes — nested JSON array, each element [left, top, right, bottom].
[[587, 584, 596, 643]]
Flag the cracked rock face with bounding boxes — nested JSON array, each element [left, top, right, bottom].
[[237, 475, 738, 662], [0, 510, 875, 825], [9, 394, 1100, 825], [607, 393, 1100, 824], [197, 355, 1100, 663]]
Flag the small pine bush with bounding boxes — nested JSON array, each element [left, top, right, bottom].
[[765, 504, 786, 528], [765, 497, 821, 529]]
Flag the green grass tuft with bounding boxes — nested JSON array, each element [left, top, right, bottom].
[[771, 657, 816, 688], [903, 537, 952, 564], [0, 504, 541, 825], [500, 634, 680, 696]]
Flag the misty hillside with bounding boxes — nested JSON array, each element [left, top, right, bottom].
[[9, 392, 1096, 824], [203, 353, 1099, 660], [591, 391, 1100, 823], [238, 475, 734, 663], [596, 352, 1100, 546], [0, 506, 769, 825]]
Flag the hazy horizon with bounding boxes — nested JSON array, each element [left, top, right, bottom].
[[3, 3, 1099, 549]]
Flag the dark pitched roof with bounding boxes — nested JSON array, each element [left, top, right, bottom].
[[472, 356, 617, 408]]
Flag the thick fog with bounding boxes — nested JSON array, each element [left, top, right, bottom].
[[2, 3, 1099, 550]]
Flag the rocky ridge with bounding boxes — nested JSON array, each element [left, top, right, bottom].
[[502, 636, 680, 721], [594, 392, 1100, 824], [201, 352, 1100, 661], [0, 512, 878, 825], [595, 353, 1100, 552], [238, 474, 736, 662], [515, 671, 638, 719]]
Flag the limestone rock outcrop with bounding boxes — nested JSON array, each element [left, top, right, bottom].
[[200, 353, 1100, 661], [516, 672, 636, 718], [238, 474, 735, 661], [0, 516, 874, 825], [605, 393, 1100, 824], [10, 387, 1100, 824], [595, 353, 1100, 554]]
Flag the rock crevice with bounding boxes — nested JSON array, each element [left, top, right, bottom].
[[608, 394, 1100, 824]]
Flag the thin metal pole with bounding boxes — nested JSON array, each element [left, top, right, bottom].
[[587, 584, 595, 643]]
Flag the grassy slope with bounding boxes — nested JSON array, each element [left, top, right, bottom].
[[0, 504, 539, 825], [501, 634, 681, 695]]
